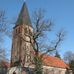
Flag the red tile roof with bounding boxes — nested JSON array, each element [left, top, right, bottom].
[[32, 52, 69, 69], [42, 55, 69, 69]]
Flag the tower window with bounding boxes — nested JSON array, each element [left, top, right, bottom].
[[16, 29, 18, 34], [19, 26, 22, 33], [24, 28, 28, 33]]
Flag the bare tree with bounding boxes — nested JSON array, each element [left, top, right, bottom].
[[64, 51, 74, 73], [22, 9, 65, 74], [64, 51, 74, 63], [0, 10, 7, 61], [42, 29, 65, 56], [0, 10, 12, 62]]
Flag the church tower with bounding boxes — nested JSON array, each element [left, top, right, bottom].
[[11, 2, 34, 67]]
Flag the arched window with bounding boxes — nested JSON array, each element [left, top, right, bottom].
[[16, 29, 18, 34], [13, 71, 16, 74], [24, 27, 28, 33], [19, 26, 22, 33]]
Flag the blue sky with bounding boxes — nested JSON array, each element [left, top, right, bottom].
[[0, 0, 74, 59]]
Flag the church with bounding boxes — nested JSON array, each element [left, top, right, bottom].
[[8, 2, 72, 74]]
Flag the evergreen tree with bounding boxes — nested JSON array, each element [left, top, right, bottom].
[[34, 56, 43, 74], [69, 60, 74, 73], [55, 51, 61, 59]]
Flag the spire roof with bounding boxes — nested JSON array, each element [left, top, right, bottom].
[[16, 2, 32, 26]]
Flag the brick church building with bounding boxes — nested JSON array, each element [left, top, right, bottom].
[[8, 2, 72, 74]]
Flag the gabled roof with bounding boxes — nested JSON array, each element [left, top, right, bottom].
[[42, 55, 69, 69], [30, 52, 69, 69], [16, 2, 32, 27]]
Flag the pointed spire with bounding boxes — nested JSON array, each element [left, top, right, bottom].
[[16, 2, 32, 27]]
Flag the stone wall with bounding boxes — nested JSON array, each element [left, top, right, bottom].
[[43, 66, 71, 74], [7, 66, 72, 74], [0, 68, 7, 74]]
